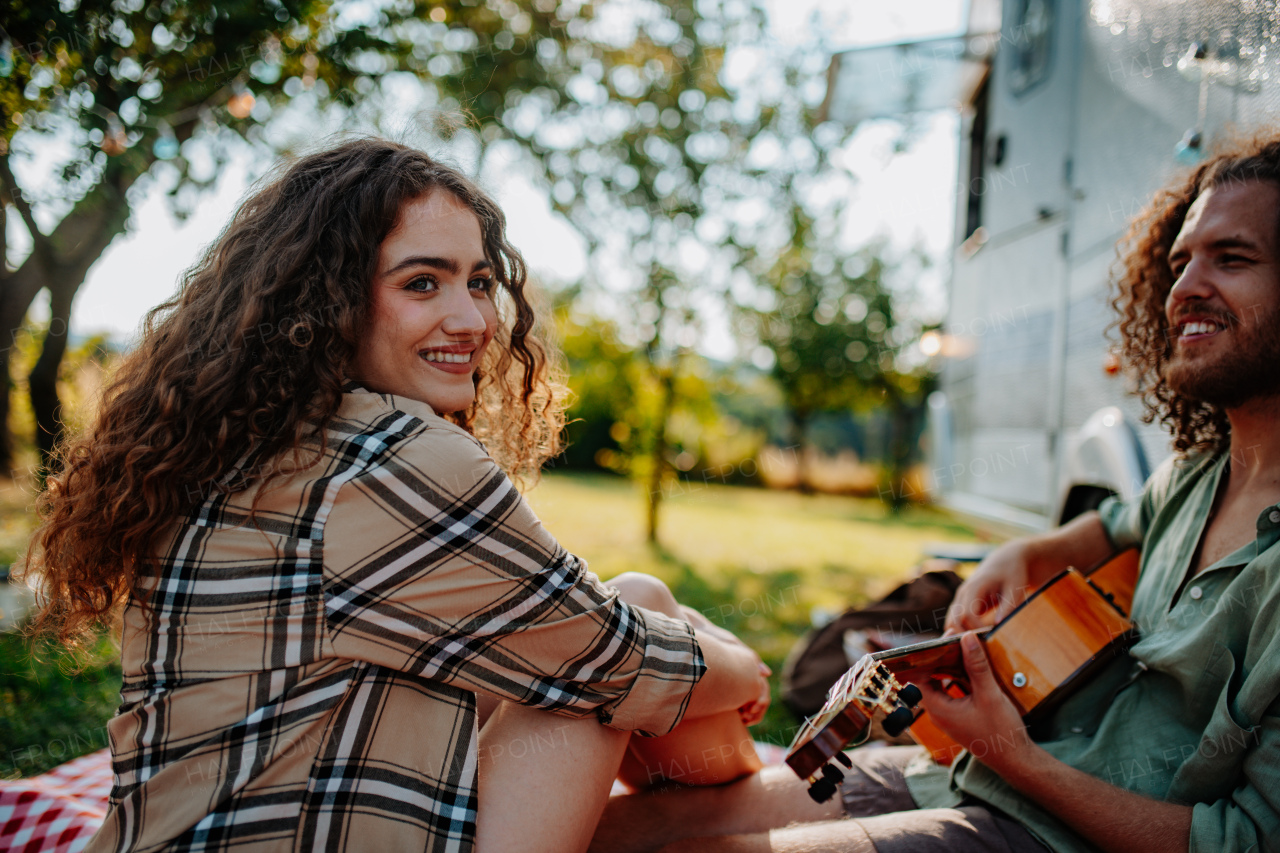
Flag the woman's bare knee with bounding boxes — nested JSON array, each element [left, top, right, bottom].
[[609, 572, 681, 617]]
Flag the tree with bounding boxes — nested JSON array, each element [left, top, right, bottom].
[[553, 293, 638, 472], [439, 0, 851, 539], [1, 1, 398, 467], [3, 0, 876, 534], [743, 203, 931, 501], [0, 0, 595, 471]]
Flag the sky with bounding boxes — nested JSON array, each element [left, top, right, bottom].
[[17, 0, 967, 357]]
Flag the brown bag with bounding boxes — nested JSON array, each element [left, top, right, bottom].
[[781, 564, 963, 718]]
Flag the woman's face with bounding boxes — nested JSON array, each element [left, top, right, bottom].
[[352, 191, 498, 413]]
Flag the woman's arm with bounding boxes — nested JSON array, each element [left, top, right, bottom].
[[323, 429, 709, 738], [607, 573, 769, 723]]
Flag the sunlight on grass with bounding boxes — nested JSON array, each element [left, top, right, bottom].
[[527, 472, 993, 746], [0, 469, 995, 770], [528, 471, 984, 607], [0, 462, 41, 567]]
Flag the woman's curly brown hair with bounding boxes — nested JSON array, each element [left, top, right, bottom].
[[1111, 132, 1280, 455], [23, 137, 566, 645]]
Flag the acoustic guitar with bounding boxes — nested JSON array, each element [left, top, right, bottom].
[[784, 549, 1140, 802]]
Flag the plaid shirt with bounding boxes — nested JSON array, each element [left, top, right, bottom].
[[88, 389, 704, 853]]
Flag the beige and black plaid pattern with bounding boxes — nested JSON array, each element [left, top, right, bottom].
[[88, 389, 704, 853]]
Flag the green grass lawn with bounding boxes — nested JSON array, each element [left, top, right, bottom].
[[1, 470, 991, 776], [527, 471, 989, 748]]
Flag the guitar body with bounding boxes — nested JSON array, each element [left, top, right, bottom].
[[618, 710, 763, 789], [785, 549, 1141, 792], [883, 564, 1138, 764]]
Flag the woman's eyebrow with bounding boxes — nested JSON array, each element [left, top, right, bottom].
[[382, 256, 492, 277]]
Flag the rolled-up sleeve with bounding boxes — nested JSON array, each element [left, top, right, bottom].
[[1097, 453, 1187, 551], [320, 420, 705, 737]]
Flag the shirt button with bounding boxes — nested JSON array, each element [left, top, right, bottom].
[[1189, 586, 1203, 600], [1270, 509, 1280, 524]]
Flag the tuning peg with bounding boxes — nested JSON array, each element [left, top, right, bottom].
[[835, 752, 853, 768], [883, 706, 917, 737], [807, 778, 838, 803], [898, 683, 923, 707], [821, 763, 846, 784]]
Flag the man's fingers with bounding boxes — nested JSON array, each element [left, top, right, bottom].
[[959, 632, 998, 689]]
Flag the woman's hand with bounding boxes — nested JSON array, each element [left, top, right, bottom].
[[737, 661, 771, 726], [681, 605, 770, 724]]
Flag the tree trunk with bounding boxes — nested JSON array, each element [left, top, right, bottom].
[[0, 172, 128, 475], [644, 363, 678, 544], [884, 388, 915, 514], [792, 411, 811, 493], [30, 279, 75, 470]]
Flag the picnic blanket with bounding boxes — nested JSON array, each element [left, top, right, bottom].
[[0, 743, 789, 852], [0, 749, 112, 853]]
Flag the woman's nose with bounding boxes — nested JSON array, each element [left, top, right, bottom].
[[441, 285, 488, 335]]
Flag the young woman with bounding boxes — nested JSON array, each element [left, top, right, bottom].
[[25, 138, 768, 853]]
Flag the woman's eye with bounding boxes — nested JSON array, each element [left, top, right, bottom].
[[470, 277, 494, 293], [405, 276, 438, 293]]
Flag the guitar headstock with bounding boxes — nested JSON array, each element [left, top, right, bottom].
[[784, 656, 924, 802]]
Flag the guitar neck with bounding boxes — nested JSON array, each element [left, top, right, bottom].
[[869, 628, 991, 686]]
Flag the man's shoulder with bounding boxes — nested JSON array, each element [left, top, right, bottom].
[[1146, 448, 1224, 503]]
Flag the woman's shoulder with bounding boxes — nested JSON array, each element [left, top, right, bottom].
[[334, 388, 498, 488]]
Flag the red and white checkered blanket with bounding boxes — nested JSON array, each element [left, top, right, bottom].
[[0, 749, 112, 853]]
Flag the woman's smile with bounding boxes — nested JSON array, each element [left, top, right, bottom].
[[352, 191, 498, 412]]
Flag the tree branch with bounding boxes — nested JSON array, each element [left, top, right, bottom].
[[0, 154, 55, 271]]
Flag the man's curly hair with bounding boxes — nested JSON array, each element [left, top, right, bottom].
[[1112, 132, 1280, 455]]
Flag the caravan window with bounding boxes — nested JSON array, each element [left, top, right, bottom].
[[1008, 0, 1055, 95]]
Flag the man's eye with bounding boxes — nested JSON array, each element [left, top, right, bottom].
[[405, 276, 438, 293]]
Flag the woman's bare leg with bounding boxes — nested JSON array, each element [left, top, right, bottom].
[[589, 763, 845, 853], [608, 572, 685, 619], [655, 820, 876, 853], [475, 700, 630, 853]]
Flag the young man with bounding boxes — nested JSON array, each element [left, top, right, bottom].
[[591, 138, 1280, 853]]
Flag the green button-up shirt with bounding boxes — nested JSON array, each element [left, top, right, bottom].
[[905, 451, 1280, 853]]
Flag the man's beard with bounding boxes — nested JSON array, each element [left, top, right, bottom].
[[1165, 302, 1280, 409]]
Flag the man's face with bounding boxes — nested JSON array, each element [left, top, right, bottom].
[[1164, 180, 1280, 410]]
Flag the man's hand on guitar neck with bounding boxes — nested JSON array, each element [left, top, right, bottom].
[[922, 631, 1192, 853], [944, 512, 1115, 633]]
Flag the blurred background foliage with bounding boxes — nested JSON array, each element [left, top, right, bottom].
[[2, 0, 938, 534], [0, 0, 968, 774]]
